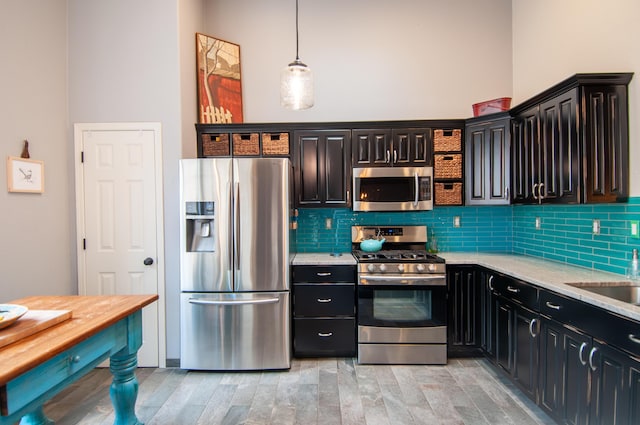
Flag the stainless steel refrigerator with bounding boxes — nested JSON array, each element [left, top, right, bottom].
[[179, 158, 292, 370]]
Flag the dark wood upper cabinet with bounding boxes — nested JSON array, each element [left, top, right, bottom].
[[583, 84, 629, 202], [465, 113, 511, 205], [510, 73, 633, 204], [352, 128, 432, 167], [294, 129, 351, 208]]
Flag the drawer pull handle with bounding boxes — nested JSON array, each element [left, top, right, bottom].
[[629, 334, 640, 344], [318, 332, 333, 337], [317, 298, 332, 303], [316, 272, 332, 277], [507, 286, 520, 293], [545, 301, 561, 310]]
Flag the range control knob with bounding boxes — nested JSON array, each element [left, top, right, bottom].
[[428, 264, 437, 272], [367, 264, 376, 273], [416, 264, 425, 273], [379, 264, 387, 272], [397, 264, 405, 272]]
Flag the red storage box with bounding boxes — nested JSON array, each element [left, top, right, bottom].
[[472, 97, 512, 117]]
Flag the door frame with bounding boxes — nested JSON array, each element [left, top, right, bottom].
[[73, 122, 166, 368]]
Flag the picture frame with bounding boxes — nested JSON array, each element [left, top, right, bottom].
[[196, 33, 243, 124], [7, 156, 44, 193]]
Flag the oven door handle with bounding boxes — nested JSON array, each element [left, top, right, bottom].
[[414, 172, 419, 207], [359, 274, 446, 286]]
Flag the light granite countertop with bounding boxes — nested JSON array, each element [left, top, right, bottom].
[[439, 252, 640, 322], [292, 252, 357, 266]]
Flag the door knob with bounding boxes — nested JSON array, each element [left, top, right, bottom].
[[143, 257, 154, 266]]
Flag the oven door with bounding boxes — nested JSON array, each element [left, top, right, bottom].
[[352, 167, 433, 211], [357, 280, 446, 328]]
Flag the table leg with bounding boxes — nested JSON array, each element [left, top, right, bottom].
[[109, 351, 143, 425], [18, 407, 53, 425]]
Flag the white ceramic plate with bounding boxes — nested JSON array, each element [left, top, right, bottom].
[[0, 304, 29, 330]]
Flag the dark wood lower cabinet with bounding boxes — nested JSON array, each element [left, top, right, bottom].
[[539, 316, 636, 425], [292, 265, 356, 357], [447, 266, 482, 357]]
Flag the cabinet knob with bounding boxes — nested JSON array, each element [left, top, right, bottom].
[[144, 257, 154, 266]]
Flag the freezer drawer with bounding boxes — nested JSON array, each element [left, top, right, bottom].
[[180, 292, 291, 370]]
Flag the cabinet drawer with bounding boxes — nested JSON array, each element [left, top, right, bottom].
[[540, 290, 640, 357], [292, 265, 356, 283], [294, 284, 355, 317], [294, 318, 356, 356], [493, 275, 539, 310]]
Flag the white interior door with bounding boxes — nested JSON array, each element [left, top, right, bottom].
[[74, 123, 165, 367]]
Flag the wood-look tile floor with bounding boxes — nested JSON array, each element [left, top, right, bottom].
[[44, 358, 556, 425]]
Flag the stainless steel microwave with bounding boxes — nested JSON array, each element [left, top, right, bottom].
[[352, 167, 433, 211]]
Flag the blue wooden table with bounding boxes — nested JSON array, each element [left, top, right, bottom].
[[0, 295, 158, 425]]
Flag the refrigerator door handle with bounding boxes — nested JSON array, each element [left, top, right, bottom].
[[229, 181, 234, 273], [234, 181, 240, 270], [188, 297, 280, 306]]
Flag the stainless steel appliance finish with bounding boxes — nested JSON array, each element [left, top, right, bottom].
[[352, 166, 433, 211], [180, 158, 291, 371], [353, 225, 447, 365]]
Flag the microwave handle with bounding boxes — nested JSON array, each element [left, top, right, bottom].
[[414, 172, 419, 206]]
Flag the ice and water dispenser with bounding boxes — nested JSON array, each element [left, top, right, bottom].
[[185, 201, 215, 252]]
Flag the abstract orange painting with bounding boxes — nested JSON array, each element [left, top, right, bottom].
[[196, 33, 243, 124]]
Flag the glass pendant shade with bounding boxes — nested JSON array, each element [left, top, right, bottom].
[[281, 59, 314, 110]]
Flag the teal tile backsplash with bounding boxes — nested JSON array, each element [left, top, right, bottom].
[[295, 197, 640, 277], [512, 198, 640, 275], [295, 206, 513, 254]]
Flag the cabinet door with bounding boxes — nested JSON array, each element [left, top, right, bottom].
[[513, 305, 539, 401], [562, 325, 591, 425], [583, 84, 630, 203], [447, 266, 482, 356], [465, 117, 510, 205], [352, 129, 392, 167], [294, 130, 351, 207], [511, 107, 539, 204], [496, 297, 514, 374], [628, 359, 640, 425], [539, 90, 579, 203], [589, 340, 629, 425], [392, 128, 433, 166], [325, 132, 352, 206], [539, 317, 564, 420], [480, 271, 497, 360]]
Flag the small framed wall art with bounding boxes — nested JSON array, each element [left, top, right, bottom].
[[196, 33, 243, 124], [7, 156, 44, 193]]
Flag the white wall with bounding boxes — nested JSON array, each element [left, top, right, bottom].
[[0, 1, 74, 301], [512, 0, 640, 196], [204, 0, 514, 122], [67, 0, 186, 359]]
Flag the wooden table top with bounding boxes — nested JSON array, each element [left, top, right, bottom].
[[0, 295, 158, 386]]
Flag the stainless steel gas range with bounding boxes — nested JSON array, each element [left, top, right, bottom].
[[352, 225, 447, 365]]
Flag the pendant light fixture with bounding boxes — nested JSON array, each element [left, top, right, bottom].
[[280, 0, 314, 110]]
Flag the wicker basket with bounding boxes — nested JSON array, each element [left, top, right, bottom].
[[434, 154, 463, 179], [232, 133, 260, 156], [433, 129, 462, 152], [262, 132, 290, 156], [435, 182, 463, 206], [201, 133, 230, 157]]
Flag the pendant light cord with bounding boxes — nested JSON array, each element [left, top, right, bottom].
[[295, 0, 300, 61]]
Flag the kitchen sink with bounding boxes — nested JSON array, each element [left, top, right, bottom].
[[565, 281, 640, 306]]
